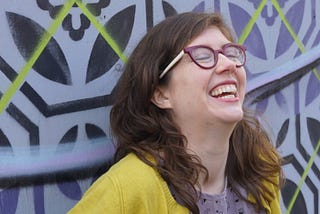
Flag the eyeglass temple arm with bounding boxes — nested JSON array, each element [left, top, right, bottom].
[[159, 50, 185, 79]]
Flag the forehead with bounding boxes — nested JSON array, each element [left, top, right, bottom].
[[187, 26, 231, 48]]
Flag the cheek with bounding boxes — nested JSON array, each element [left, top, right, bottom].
[[169, 80, 202, 107], [239, 69, 247, 100], [242, 74, 247, 90], [238, 68, 247, 87]]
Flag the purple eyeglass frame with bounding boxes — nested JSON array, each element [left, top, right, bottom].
[[159, 43, 246, 79]]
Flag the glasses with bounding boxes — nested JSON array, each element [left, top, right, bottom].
[[159, 43, 246, 79]]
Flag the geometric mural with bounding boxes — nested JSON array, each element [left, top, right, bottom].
[[0, 0, 319, 213]]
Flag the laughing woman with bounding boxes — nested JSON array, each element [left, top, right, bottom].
[[69, 12, 284, 214]]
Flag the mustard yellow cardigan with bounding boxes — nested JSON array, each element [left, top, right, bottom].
[[68, 153, 281, 214]]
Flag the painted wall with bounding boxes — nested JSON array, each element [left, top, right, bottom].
[[0, 0, 319, 213]]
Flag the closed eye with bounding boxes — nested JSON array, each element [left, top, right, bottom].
[[194, 54, 212, 61]]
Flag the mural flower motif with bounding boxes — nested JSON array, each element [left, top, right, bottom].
[[248, 0, 289, 25], [36, 0, 110, 41]]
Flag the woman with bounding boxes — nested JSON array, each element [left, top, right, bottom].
[[69, 12, 284, 214]]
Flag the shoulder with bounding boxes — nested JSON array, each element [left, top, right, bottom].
[[109, 153, 155, 176], [79, 153, 163, 200], [109, 154, 189, 212], [106, 153, 161, 188], [69, 153, 188, 213]]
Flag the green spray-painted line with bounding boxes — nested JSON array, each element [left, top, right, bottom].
[[271, 0, 305, 52], [285, 139, 320, 214], [0, 0, 75, 115], [271, 1, 320, 210], [271, 0, 320, 81], [238, 0, 268, 45], [75, 0, 128, 63], [312, 68, 320, 80]]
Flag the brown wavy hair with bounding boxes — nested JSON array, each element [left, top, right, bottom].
[[110, 12, 283, 213]]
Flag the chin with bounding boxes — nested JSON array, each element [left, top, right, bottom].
[[222, 110, 244, 123]]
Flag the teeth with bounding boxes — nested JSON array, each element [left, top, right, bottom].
[[211, 84, 237, 97], [220, 94, 235, 99]]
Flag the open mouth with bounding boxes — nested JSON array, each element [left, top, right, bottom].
[[210, 84, 237, 99]]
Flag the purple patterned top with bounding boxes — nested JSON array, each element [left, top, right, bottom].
[[197, 185, 266, 214], [169, 178, 266, 214]]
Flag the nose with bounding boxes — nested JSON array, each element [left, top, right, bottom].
[[214, 53, 237, 74]]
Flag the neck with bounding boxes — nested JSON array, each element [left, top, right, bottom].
[[183, 122, 235, 195], [196, 147, 228, 194]]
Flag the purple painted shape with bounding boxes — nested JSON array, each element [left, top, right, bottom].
[[312, 30, 320, 48], [37, 0, 110, 41], [300, 0, 316, 51], [0, 188, 19, 214], [256, 97, 268, 114], [261, 4, 278, 26], [6, 12, 72, 85], [262, 0, 290, 26], [249, 0, 288, 9], [214, 0, 220, 12], [275, 91, 288, 112], [281, 179, 308, 213], [248, 0, 289, 25], [306, 117, 320, 155], [276, 119, 289, 148], [57, 178, 82, 200], [294, 81, 300, 115], [305, 71, 320, 106], [228, 3, 267, 59], [275, 1, 305, 58], [34, 185, 45, 214]]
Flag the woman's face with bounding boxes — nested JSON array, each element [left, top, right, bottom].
[[155, 26, 247, 129]]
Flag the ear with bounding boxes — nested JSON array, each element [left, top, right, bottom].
[[151, 87, 172, 109]]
